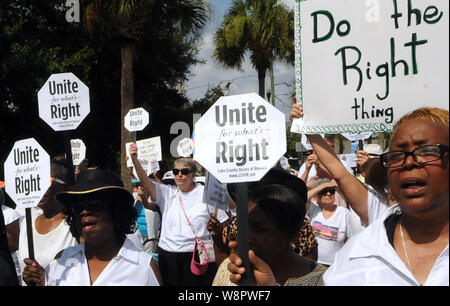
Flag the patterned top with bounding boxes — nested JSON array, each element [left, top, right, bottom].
[[212, 258, 327, 287]]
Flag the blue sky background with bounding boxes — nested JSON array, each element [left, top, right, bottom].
[[184, 0, 296, 120]]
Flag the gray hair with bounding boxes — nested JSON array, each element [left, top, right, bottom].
[[173, 158, 198, 173], [312, 178, 332, 189]]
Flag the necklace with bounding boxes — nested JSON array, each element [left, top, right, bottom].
[[399, 218, 413, 273]]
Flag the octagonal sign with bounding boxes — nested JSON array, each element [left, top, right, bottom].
[[4, 138, 51, 209], [194, 93, 286, 183], [38, 72, 90, 131], [124, 108, 149, 132]]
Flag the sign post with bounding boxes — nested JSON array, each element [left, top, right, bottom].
[[194, 93, 286, 285], [38, 72, 90, 183], [4, 138, 51, 267]]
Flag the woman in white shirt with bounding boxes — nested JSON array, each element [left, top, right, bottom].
[[307, 179, 353, 266], [129, 143, 217, 286], [21, 169, 160, 286]]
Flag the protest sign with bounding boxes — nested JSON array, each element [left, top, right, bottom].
[[194, 93, 286, 286], [4, 138, 51, 209], [70, 139, 86, 166], [194, 93, 286, 183], [177, 138, 195, 158], [126, 137, 162, 176], [38, 73, 90, 131], [292, 0, 449, 134], [202, 172, 229, 212], [124, 107, 149, 132], [4, 138, 51, 261]]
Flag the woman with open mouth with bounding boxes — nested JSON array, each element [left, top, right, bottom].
[[21, 169, 161, 286]]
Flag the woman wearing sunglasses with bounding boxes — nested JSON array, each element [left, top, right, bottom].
[[129, 143, 217, 286], [22, 169, 160, 286], [306, 179, 355, 267]]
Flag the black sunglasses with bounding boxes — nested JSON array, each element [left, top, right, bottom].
[[172, 168, 193, 176], [71, 199, 108, 214], [319, 188, 336, 196]]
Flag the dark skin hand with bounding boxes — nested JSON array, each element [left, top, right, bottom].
[[22, 258, 45, 286]]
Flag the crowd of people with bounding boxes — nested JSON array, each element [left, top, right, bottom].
[[0, 104, 448, 286]]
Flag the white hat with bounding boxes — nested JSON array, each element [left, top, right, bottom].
[[162, 171, 175, 181], [363, 144, 383, 156]]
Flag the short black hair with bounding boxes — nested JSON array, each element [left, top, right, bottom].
[[249, 184, 306, 242]]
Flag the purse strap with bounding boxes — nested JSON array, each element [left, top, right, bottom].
[[179, 193, 199, 238]]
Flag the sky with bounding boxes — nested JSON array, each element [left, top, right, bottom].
[[184, 0, 296, 121]]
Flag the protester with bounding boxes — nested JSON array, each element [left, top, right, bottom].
[[129, 143, 217, 286], [223, 167, 327, 286], [16, 158, 78, 285], [290, 103, 387, 226], [0, 189, 19, 286], [323, 107, 449, 285], [21, 169, 160, 286], [307, 178, 355, 266]]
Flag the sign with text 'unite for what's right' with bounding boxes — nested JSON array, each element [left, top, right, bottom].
[[38, 73, 90, 131]]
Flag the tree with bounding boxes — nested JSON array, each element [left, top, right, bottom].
[[84, 0, 210, 187], [213, 0, 294, 102]]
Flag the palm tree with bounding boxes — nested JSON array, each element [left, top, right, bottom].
[[214, 0, 294, 103], [84, 0, 210, 187]]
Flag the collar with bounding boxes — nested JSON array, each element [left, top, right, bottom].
[[66, 237, 140, 265], [348, 205, 401, 259]]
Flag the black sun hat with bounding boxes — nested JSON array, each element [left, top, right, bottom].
[[56, 169, 134, 206], [227, 166, 307, 204]]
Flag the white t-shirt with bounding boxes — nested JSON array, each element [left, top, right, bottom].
[[45, 238, 159, 286], [308, 202, 354, 265], [297, 163, 317, 181], [1, 206, 20, 225], [18, 211, 78, 282], [324, 205, 449, 286], [153, 183, 213, 253]]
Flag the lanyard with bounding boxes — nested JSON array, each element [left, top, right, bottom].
[[179, 193, 198, 237]]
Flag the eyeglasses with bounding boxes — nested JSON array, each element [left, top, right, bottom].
[[319, 188, 336, 196], [172, 168, 193, 176], [380, 144, 449, 168]]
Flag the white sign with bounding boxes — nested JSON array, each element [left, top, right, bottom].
[[4, 138, 51, 209], [126, 136, 162, 176], [38, 72, 90, 131], [339, 154, 357, 171], [341, 132, 373, 142], [177, 138, 194, 157], [292, 0, 449, 134], [194, 93, 286, 183], [203, 172, 230, 211], [70, 139, 86, 166], [124, 107, 149, 132], [301, 134, 325, 151]]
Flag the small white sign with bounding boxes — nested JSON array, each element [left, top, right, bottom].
[[38, 73, 90, 131], [203, 172, 230, 211], [339, 153, 357, 171], [4, 138, 51, 208], [342, 132, 373, 142], [194, 93, 286, 183], [124, 107, 149, 132], [70, 139, 86, 166], [126, 136, 162, 176], [301, 134, 325, 151], [177, 138, 195, 157]]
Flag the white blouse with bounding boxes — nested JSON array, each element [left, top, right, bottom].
[[45, 238, 159, 286]]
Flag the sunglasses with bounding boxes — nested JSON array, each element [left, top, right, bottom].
[[319, 188, 336, 196], [172, 168, 193, 176], [71, 199, 108, 214]]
